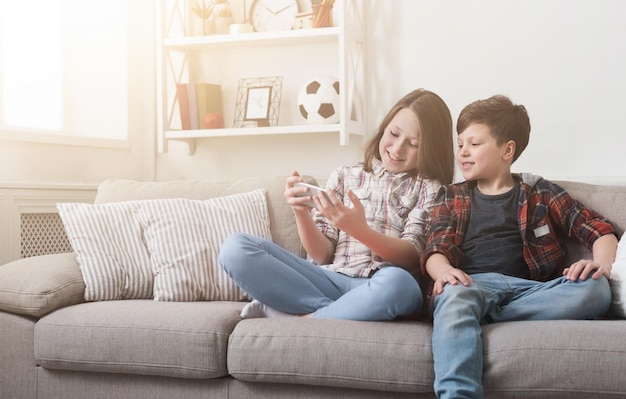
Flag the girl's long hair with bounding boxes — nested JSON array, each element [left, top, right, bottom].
[[363, 89, 455, 184]]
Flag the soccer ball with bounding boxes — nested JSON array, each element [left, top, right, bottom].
[[297, 75, 340, 124]]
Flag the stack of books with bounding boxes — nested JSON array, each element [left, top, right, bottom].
[[176, 83, 224, 130]]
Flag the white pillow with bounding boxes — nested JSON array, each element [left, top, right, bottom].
[[56, 201, 153, 301], [609, 233, 626, 318], [135, 189, 271, 302]]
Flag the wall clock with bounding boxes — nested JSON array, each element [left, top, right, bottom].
[[250, 0, 299, 32]]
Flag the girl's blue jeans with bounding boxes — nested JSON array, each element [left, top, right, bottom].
[[431, 272, 611, 399], [218, 232, 422, 320]]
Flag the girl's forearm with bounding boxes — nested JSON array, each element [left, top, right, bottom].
[[355, 227, 420, 271], [294, 211, 334, 264]]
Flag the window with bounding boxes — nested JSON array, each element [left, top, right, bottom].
[[0, 0, 128, 144]]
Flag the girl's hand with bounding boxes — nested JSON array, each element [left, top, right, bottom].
[[432, 267, 474, 296], [315, 189, 368, 237], [284, 171, 313, 212]]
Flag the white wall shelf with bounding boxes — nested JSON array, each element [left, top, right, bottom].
[[156, 0, 365, 155], [162, 27, 341, 50], [164, 123, 340, 139]]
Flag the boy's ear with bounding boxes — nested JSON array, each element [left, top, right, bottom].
[[503, 140, 516, 161]]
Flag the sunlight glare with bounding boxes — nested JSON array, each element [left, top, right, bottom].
[[1, 0, 63, 130]]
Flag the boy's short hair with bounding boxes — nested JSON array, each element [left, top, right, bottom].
[[457, 95, 531, 163]]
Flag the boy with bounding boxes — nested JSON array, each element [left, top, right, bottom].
[[421, 95, 618, 399]]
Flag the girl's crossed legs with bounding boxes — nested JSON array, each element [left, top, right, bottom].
[[219, 232, 422, 321]]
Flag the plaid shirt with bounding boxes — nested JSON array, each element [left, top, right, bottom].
[[421, 173, 617, 284], [313, 159, 441, 278]]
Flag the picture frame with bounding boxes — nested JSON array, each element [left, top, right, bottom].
[[244, 86, 271, 122], [234, 76, 282, 128]]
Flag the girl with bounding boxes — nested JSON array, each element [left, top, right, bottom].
[[219, 88, 454, 320]]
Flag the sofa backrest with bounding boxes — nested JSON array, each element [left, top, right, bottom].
[[92, 177, 624, 271], [556, 180, 625, 267], [94, 175, 318, 259]]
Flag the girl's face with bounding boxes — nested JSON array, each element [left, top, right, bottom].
[[378, 108, 420, 174]]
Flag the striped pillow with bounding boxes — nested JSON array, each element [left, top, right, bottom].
[[57, 201, 152, 301], [135, 189, 271, 301]]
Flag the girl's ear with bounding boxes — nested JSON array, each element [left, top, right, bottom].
[[503, 140, 516, 161]]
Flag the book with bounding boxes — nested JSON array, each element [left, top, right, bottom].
[[196, 83, 223, 129], [176, 83, 191, 130], [187, 83, 199, 130]]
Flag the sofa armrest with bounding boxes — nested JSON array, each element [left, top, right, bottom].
[[0, 253, 85, 318]]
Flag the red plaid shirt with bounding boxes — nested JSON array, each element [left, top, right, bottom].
[[421, 174, 616, 285]]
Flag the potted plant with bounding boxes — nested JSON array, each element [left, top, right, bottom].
[[192, 0, 215, 35], [228, 0, 253, 34], [213, 0, 233, 34]]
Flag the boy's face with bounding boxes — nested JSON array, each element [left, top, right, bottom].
[[457, 123, 512, 182]]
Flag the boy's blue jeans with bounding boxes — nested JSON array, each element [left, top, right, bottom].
[[431, 272, 611, 399], [218, 232, 422, 320]]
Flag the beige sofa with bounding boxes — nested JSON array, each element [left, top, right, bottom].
[[1, 175, 626, 399]]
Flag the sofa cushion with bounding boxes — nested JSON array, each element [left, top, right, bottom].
[[0, 253, 85, 317], [95, 176, 319, 258], [34, 300, 244, 379], [57, 201, 153, 301], [228, 318, 434, 394], [483, 320, 626, 396], [135, 190, 271, 301]]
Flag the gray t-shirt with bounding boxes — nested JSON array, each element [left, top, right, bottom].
[[460, 182, 529, 278]]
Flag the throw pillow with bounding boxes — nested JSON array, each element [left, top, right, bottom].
[[0, 253, 85, 317], [57, 201, 153, 301], [609, 233, 626, 319], [134, 189, 271, 302]]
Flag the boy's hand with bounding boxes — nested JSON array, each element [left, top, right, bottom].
[[431, 266, 474, 296], [563, 259, 611, 281]]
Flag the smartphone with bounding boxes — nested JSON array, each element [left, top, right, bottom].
[[294, 182, 332, 208]]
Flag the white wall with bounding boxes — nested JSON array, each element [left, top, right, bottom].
[[1, 1, 624, 186], [157, 1, 626, 184], [367, 0, 626, 185]]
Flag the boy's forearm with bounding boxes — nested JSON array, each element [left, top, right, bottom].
[[592, 234, 618, 269], [425, 253, 454, 280]]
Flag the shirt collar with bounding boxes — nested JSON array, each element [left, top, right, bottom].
[[372, 158, 410, 179]]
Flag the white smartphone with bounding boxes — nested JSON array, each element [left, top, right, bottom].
[[294, 182, 332, 208]]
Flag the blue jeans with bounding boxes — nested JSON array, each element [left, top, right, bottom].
[[431, 272, 611, 399], [218, 232, 422, 320]]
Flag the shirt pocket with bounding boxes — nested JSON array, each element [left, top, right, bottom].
[[351, 187, 381, 225], [391, 192, 415, 219], [527, 202, 550, 238], [351, 187, 371, 203], [525, 203, 561, 257], [351, 187, 372, 213]]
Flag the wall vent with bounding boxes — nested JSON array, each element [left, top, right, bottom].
[[20, 213, 71, 258]]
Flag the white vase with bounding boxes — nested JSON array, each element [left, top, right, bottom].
[[215, 17, 233, 34], [212, 3, 233, 34]]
